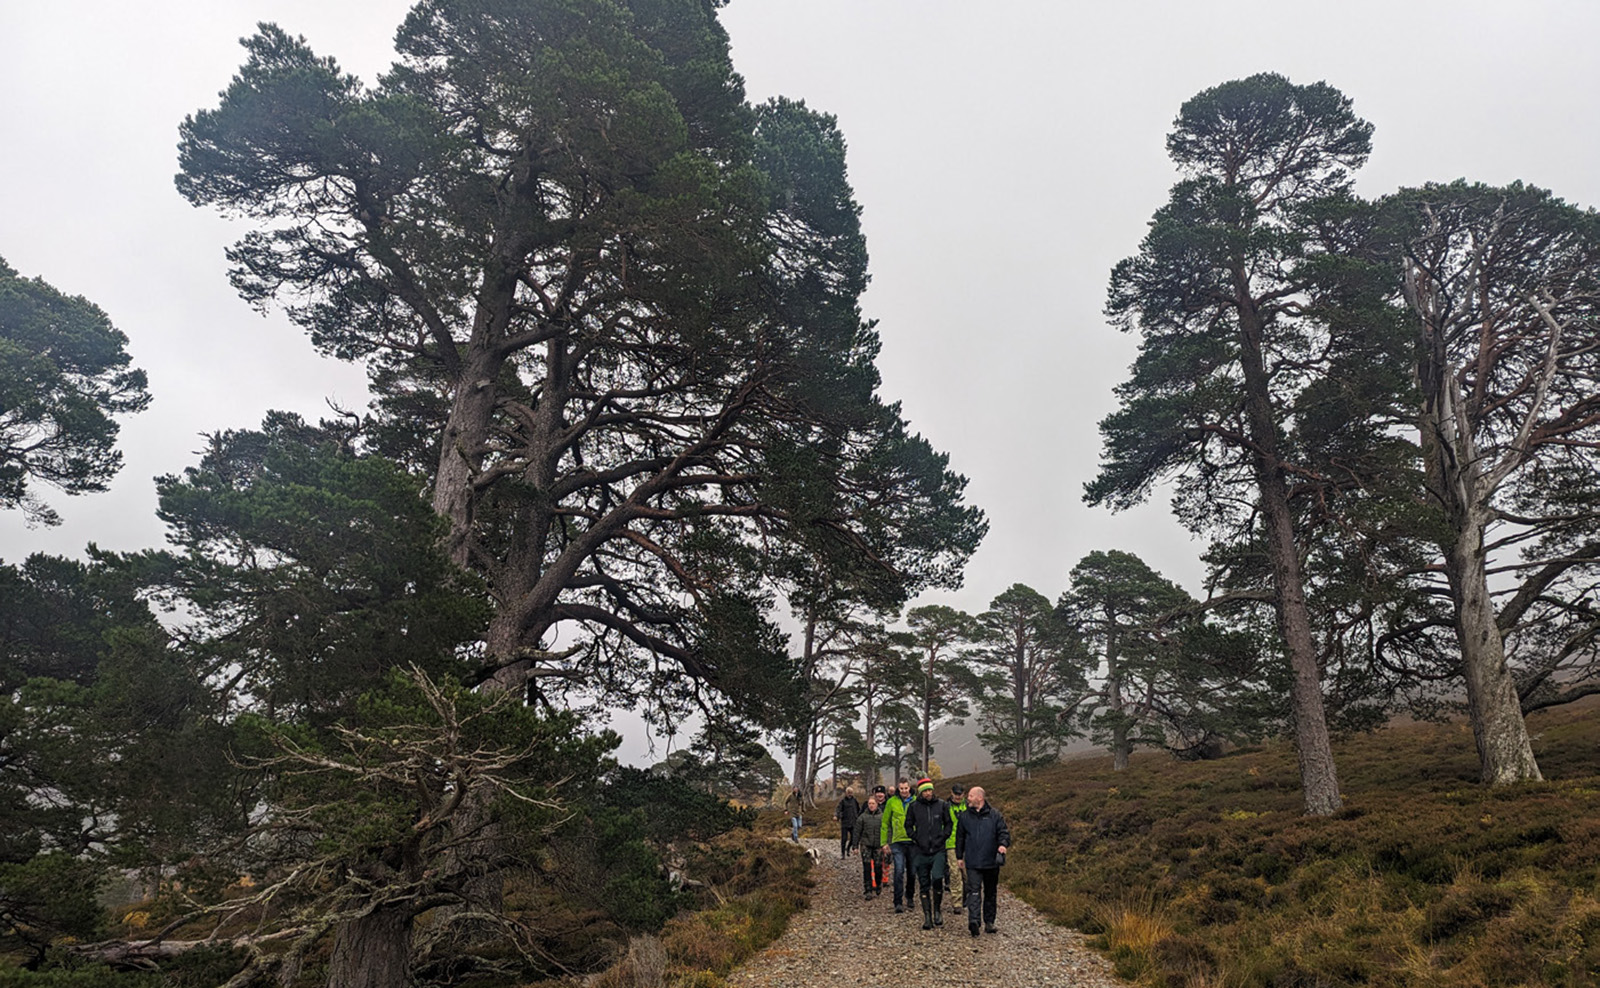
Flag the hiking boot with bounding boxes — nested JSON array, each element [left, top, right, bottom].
[[894, 903, 904, 914], [863, 890, 873, 900], [969, 923, 980, 937], [984, 922, 997, 934]]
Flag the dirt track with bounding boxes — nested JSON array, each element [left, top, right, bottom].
[[726, 838, 1124, 987]]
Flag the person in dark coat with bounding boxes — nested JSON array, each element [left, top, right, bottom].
[[834, 787, 862, 858], [853, 793, 885, 898], [954, 785, 1011, 936], [903, 778, 953, 930]]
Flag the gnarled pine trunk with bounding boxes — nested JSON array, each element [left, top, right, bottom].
[[1443, 523, 1542, 782], [327, 904, 412, 988], [1421, 374, 1542, 785]]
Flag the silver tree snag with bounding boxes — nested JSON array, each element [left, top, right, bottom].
[[1390, 181, 1600, 784]]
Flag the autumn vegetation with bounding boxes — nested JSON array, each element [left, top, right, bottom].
[[971, 701, 1600, 988]]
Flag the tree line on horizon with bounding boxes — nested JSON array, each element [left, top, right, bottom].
[[0, 4, 1598, 986], [751, 551, 1262, 798]]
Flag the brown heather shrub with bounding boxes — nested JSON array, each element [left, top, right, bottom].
[[581, 831, 809, 988], [588, 936, 668, 988], [938, 698, 1600, 988]]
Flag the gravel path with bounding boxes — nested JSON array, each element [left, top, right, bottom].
[[727, 839, 1124, 988]]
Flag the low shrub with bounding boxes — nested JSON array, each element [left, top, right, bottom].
[[585, 831, 810, 988], [0, 968, 162, 988]]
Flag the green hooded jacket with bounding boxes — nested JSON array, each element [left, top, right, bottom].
[[945, 799, 966, 848], [881, 793, 912, 845]]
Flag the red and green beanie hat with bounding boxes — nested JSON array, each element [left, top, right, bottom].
[[917, 777, 935, 793]]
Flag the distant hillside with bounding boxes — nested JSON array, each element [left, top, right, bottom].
[[928, 712, 1106, 778]]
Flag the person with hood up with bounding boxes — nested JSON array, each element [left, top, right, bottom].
[[834, 787, 862, 858], [955, 785, 1011, 936], [853, 792, 886, 898], [903, 777, 953, 930]]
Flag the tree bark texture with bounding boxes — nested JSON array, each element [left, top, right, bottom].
[[1237, 284, 1342, 816], [791, 731, 810, 801], [1107, 632, 1131, 771], [919, 637, 933, 777], [1011, 622, 1031, 780], [327, 905, 413, 988], [1444, 523, 1543, 783], [1419, 335, 1542, 784], [863, 698, 879, 790], [1111, 722, 1131, 772]]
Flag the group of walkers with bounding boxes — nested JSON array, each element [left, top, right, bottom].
[[830, 778, 1011, 937]]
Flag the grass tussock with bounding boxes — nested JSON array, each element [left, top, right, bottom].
[[952, 700, 1600, 988], [1092, 893, 1177, 981]]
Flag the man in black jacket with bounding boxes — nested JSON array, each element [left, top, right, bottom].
[[903, 778, 952, 930], [954, 785, 1011, 937], [834, 787, 862, 858]]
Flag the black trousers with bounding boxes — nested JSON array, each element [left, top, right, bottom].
[[839, 823, 855, 856], [860, 846, 884, 890], [912, 849, 947, 898], [965, 866, 999, 925]]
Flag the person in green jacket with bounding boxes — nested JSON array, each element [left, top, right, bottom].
[[879, 778, 915, 912], [945, 783, 967, 911]]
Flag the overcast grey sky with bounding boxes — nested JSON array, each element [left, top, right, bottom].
[[4, 2, 1599, 757]]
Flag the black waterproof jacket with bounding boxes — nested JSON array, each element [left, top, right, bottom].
[[904, 795, 952, 854], [955, 804, 1012, 869], [835, 795, 861, 830]]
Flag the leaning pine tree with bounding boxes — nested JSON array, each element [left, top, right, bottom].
[[177, 0, 982, 721], [1086, 74, 1407, 816], [176, 2, 983, 983]]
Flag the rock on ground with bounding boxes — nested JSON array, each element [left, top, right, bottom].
[[726, 838, 1124, 988]]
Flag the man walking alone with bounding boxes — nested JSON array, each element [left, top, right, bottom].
[[955, 785, 1011, 936], [904, 778, 952, 930], [835, 787, 861, 858]]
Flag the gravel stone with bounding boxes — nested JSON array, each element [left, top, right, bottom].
[[726, 839, 1125, 987]]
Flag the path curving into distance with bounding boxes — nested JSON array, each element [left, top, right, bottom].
[[726, 838, 1125, 988]]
